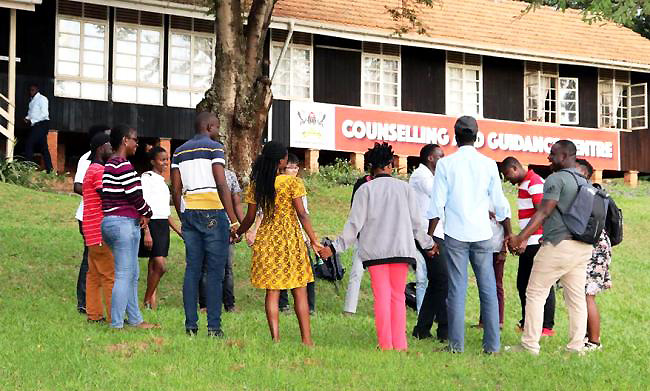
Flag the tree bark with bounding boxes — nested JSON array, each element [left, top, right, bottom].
[[198, 0, 277, 179]]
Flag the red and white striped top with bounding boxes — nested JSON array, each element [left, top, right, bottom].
[[82, 163, 105, 246], [518, 169, 544, 246]]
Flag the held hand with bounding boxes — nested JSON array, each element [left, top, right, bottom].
[[230, 230, 243, 244], [508, 235, 526, 255], [140, 216, 150, 229], [425, 242, 440, 258], [503, 234, 513, 253], [245, 231, 256, 247], [488, 211, 496, 220], [318, 245, 333, 259], [144, 232, 153, 250], [312, 241, 325, 253]]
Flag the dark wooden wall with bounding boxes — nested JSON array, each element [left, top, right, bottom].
[[483, 56, 524, 121], [401, 46, 445, 114], [271, 99, 290, 146], [559, 64, 598, 128], [313, 35, 361, 106]]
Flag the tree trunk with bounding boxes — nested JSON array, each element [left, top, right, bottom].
[[198, 0, 277, 180]]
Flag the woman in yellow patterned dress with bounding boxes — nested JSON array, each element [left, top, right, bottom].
[[234, 141, 323, 345]]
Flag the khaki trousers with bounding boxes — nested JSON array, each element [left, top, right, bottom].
[[86, 243, 115, 322], [521, 239, 592, 354]]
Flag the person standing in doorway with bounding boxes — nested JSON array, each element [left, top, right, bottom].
[[101, 125, 158, 330], [73, 124, 111, 314], [233, 141, 322, 346], [410, 144, 449, 342], [428, 116, 511, 354], [139, 146, 182, 310], [23, 83, 52, 172], [171, 112, 240, 337], [82, 133, 114, 323], [507, 140, 594, 355], [501, 156, 556, 336]]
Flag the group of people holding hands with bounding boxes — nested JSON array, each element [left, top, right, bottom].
[[72, 112, 612, 355]]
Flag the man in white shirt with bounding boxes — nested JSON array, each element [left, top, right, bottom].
[[428, 116, 512, 354], [410, 144, 449, 342], [73, 124, 110, 314], [24, 84, 52, 172]]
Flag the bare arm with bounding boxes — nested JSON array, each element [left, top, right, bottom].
[[168, 216, 183, 238], [428, 217, 440, 237], [171, 168, 183, 219], [212, 164, 238, 224], [232, 192, 245, 222], [73, 182, 83, 196], [292, 197, 319, 246], [236, 203, 258, 236]]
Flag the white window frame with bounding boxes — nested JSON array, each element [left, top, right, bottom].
[[167, 29, 215, 108], [558, 77, 579, 125], [112, 21, 164, 106], [361, 49, 401, 110], [597, 70, 648, 131], [54, 14, 109, 101], [445, 54, 483, 118], [270, 40, 314, 101]]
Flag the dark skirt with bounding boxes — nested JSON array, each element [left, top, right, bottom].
[[138, 219, 170, 258]]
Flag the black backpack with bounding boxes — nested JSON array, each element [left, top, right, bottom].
[[596, 184, 623, 246], [558, 169, 608, 246], [314, 237, 345, 282]]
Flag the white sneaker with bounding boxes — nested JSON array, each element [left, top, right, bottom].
[[505, 344, 539, 355], [584, 341, 603, 352]]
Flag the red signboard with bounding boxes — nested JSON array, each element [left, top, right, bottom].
[[333, 106, 620, 170]]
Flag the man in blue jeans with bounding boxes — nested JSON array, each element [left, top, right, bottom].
[[427, 116, 511, 354], [171, 112, 240, 337]]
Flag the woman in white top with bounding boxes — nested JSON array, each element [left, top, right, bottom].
[[140, 146, 182, 309]]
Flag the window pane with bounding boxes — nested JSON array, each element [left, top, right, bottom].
[[382, 83, 398, 96], [140, 69, 160, 84], [116, 40, 137, 55], [59, 47, 80, 62], [141, 30, 161, 44], [383, 59, 398, 72], [172, 46, 191, 61], [193, 62, 212, 77], [83, 64, 104, 79], [364, 93, 380, 106], [365, 81, 379, 94], [80, 82, 106, 100], [383, 95, 398, 108], [58, 33, 80, 48], [83, 50, 104, 65], [363, 57, 380, 70], [192, 75, 211, 89], [191, 92, 205, 107], [450, 79, 461, 92], [112, 84, 137, 102], [58, 61, 79, 76], [168, 90, 192, 108], [84, 23, 105, 38], [170, 60, 190, 75], [137, 87, 162, 105], [84, 37, 104, 51], [272, 84, 289, 97], [291, 86, 310, 99], [383, 71, 398, 84], [59, 19, 80, 34], [55, 80, 81, 97], [115, 54, 137, 68], [171, 33, 191, 47], [364, 69, 379, 83], [194, 37, 213, 61], [449, 67, 462, 79], [116, 26, 137, 41], [115, 67, 137, 81], [170, 73, 190, 88], [141, 43, 160, 57]]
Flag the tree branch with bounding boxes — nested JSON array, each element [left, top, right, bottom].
[[245, 0, 276, 81]]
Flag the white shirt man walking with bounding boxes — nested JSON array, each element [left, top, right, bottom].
[[428, 116, 511, 354], [24, 83, 52, 172]]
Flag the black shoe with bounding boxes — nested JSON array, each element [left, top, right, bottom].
[[87, 317, 106, 324], [434, 345, 461, 353], [279, 306, 290, 313], [412, 328, 433, 340], [309, 309, 315, 316], [207, 329, 225, 338], [78, 307, 87, 314], [186, 328, 198, 336]]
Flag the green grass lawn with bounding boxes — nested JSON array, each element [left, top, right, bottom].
[[1, 178, 649, 390]]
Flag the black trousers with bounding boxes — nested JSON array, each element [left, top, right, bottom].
[[25, 120, 53, 172], [412, 237, 449, 340], [517, 244, 556, 329], [76, 220, 88, 312], [279, 247, 316, 312], [199, 245, 235, 310]]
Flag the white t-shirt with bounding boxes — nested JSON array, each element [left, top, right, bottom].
[[74, 151, 92, 221], [141, 171, 171, 220]]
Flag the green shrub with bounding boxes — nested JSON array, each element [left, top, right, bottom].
[[305, 158, 361, 186], [0, 158, 64, 190]]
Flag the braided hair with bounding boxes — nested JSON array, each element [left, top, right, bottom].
[[250, 141, 288, 215], [366, 142, 394, 171]]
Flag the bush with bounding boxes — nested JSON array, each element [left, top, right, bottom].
[[0, 158, 63, 190], [305, 158, 361, 186]]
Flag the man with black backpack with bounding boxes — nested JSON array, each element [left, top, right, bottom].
[[507, 140, 599, 355]]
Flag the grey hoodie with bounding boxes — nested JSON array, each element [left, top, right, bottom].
[[332, 174, 434, 268]]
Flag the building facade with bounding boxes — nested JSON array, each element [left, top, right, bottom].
[[2, 0, 650, 183]]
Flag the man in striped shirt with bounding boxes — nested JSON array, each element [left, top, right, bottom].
[[171, 112, 239, 337], [502, 157, 556, 336]]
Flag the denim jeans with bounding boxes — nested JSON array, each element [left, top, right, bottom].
[[182, 209, 229, 331], [444, 235, 500, 353], [101, 216, 143, 328], [199, 244, 235, 310], [413, 250, 428, 313]]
